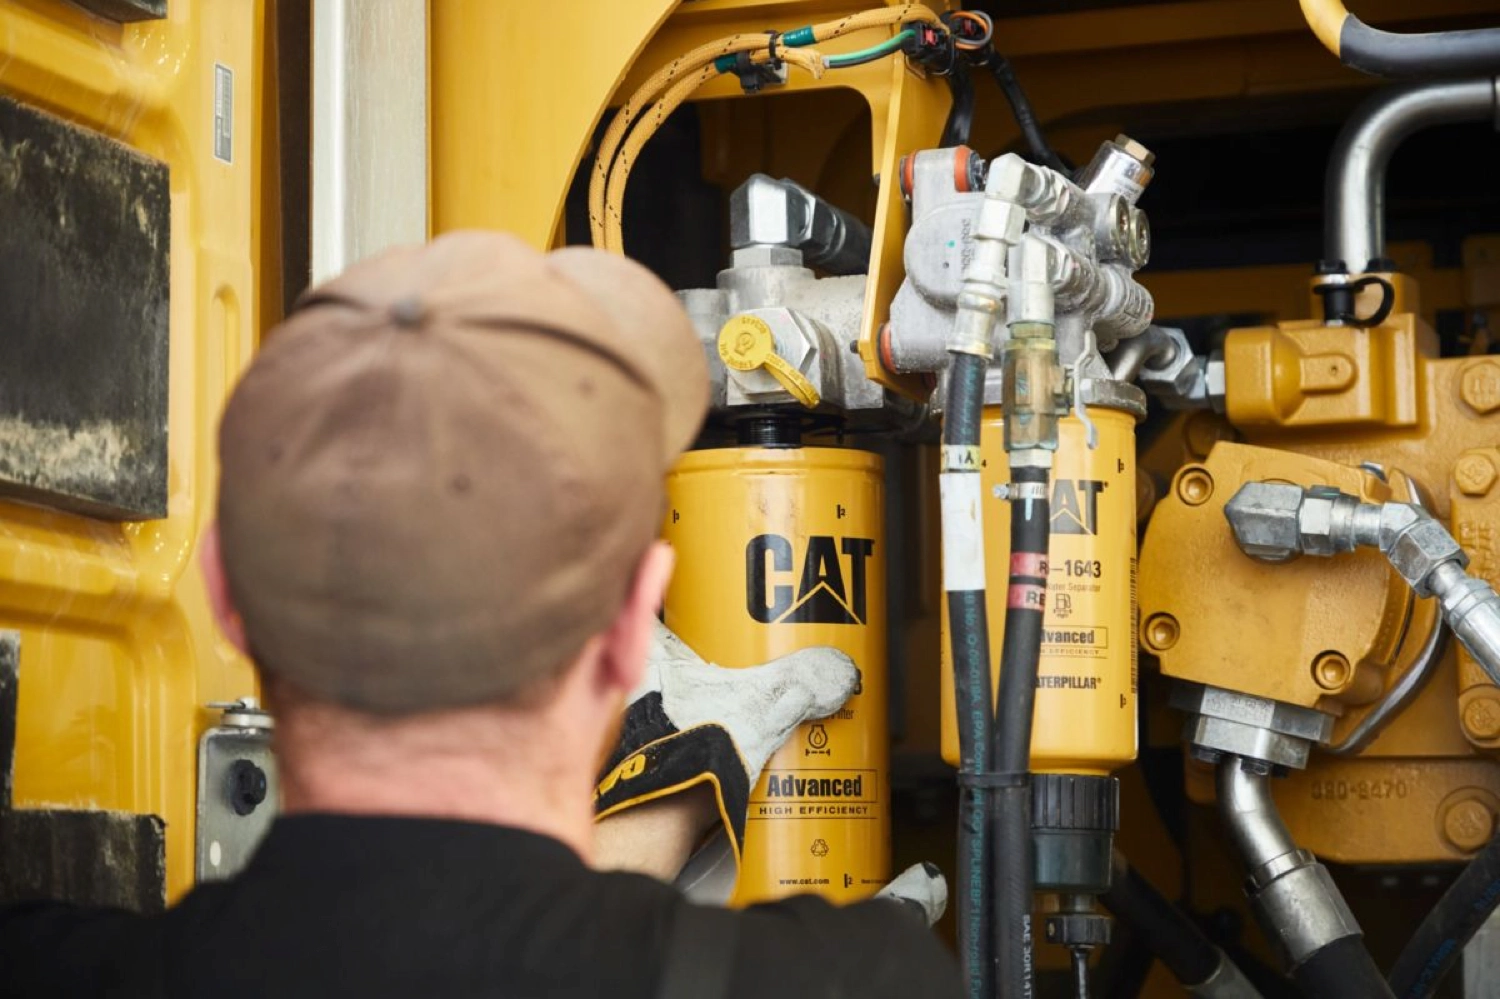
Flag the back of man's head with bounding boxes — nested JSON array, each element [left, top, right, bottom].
[[214, 231, 708, 716]]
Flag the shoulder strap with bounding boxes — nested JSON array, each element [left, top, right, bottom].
[[656, 904, 740, 999]]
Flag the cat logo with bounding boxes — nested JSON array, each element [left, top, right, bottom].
[[1051, 479, 1108, 536], [745, 534, 875, 625]]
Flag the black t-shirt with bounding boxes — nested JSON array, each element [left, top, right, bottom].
[[0, 814, 961, 997]]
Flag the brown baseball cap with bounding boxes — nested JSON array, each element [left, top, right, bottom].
[[216, 230, 709, 713]]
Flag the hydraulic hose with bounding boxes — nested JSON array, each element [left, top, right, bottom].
[[1387, 827, 1500, 999], [990, 458, 1047, 999], [1301, 0, 1500, 78], [942, 153, 1041, 999], [1294, 937, 1396, 999], [944, 351, 997, 999], [1101, 853, 1263, 998]]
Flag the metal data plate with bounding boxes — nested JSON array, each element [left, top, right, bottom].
[[196, 726, 278, 882]]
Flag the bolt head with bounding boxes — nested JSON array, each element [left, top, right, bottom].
[[1464, 694, 1500, 741], [1457, 453, 1498, 497], [1461, 360, 1500, 415], [1443, 798, 1496, 853], [1312, 652, 1352, 691]]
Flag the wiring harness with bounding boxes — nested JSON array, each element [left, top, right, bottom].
[[588, 4, 950, 253]]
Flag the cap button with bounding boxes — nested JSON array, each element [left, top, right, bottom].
[[390, 295, 427, 329]]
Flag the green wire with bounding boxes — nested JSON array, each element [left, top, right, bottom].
[[713, 25, 917, 74], [825, 29, 915, 68]]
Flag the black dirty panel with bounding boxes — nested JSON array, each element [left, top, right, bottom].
[[0, 95, 170, 520], [0, 633, 15, 811], [0, 633, 167, 912], [0, 810, 167, 913], [70, 0, 166, 21]]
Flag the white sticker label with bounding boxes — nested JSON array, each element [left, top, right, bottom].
[[213, 63, 233, 164], [940, 473, 986, 592]]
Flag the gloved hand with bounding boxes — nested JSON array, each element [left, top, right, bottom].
[[594, 621, 859, 874], [876, 862, 949, 927]]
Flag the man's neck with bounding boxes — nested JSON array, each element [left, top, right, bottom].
[[272, 709, 600, 861]]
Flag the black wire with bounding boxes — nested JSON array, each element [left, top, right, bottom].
[[979, 50, 1070, 176], [940, 62, 975, 148]]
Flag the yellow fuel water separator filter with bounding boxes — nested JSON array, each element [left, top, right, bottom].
[[941, 409, 1138, 775], [664, 446, 889, 906]]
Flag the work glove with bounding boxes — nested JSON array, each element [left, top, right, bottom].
[[595, 621, 951, 925], [876, 862, 948, 927], [594, 621, 859, 878]]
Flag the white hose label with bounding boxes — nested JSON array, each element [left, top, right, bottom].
[[940, 473, 986, 592]]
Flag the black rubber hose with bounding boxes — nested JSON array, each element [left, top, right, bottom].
[[1100, 852, 1220, 988], [991, 461, 1048, 999], [1295, 936, 1397, 999], [1388, 829, 1500, 999], [1342, 18, 1500, 78], [944, 351, 995, 999], [980, 51, 1069, 176]]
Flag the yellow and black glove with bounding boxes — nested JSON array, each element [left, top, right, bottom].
[[593, 621, 859, 876]]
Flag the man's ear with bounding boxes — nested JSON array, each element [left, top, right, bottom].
[[600, 541, 675, 696], [201, 522, 250, 655]]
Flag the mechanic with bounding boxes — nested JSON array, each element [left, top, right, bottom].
[[0, 231, 962, 998]]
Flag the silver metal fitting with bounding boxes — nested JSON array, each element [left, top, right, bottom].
[[1204, 353, 1227, 413], [1171, 682, 1334, 771], [1223, 482, 1308, 563], [1251, 862, 1363, 970], [1432, 561, 1500, 687], [1223, 482, 1371, 562], [1077, 133, 1156, 203], [1217, 759, 1364, 972], [1386, 516, 1466, 596], [1132, 326, 1208, 407], [729, 174, 872, 276], [1224, 479, 1500, 688], [207, 698, 275, 731]]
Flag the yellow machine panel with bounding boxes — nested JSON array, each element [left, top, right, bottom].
[[664, 446, 890, 904], [0, 0, 267, 903]]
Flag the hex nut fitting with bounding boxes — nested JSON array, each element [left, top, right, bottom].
[[1135, 326, 1202, 401], [1386, 517, 1467, 597], [1224, 482, 1305, 563]]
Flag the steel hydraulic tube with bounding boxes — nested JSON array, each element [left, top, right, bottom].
[[1325, 78, 1497, 271]]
